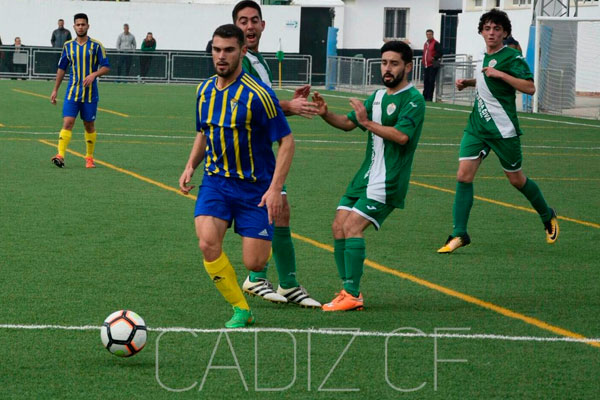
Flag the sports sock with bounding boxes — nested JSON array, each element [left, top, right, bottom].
[[85, 131, 97, 158], [334, 238, 346, 281], [249, 263, 268, 282], [343, 238, 365, 298], [452, 181, 474, 237], [518, 178, 552, 222], [58, 129, 72, 157], [273, 226, 299, 289], [204, 252, 249, 310]]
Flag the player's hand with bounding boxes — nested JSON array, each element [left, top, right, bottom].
[[178, 167, 196, 195], [293, 84, 311, 99], [287, 96, 319, 118], [50, 90, 58, 105], [455, 79, 467, 91], [82, 73, 96, 87], [311, 91, 328, 116], [258, 187, 282, 224], [482, 66, 504, 79], [349, 98, 368, 124]]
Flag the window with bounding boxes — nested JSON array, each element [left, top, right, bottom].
[[513, 0, 532, 5], [475, 0, 483, 6], [384, 8, 409, 40], [487, 0, 500, 9]]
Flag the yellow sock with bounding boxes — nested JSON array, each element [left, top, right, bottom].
[[203, 252, 249, 310], [58, 129, 72, 158], [84, 131, 97, 158]]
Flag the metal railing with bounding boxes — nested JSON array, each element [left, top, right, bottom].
[[436, 59, 478, 105], [324, 54, 470, 94], [0, 46, 312, 86]]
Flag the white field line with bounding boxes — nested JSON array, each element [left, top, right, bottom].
[[1, 130, 599, 150], [1, 324, 598, 344], [304, 90, 600, 129]]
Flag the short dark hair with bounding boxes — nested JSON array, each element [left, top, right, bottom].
[[426, 29, 434, 34], [58, 19, 64, 22], [213, 24, 245, 48], [74, 13, 88, 23], [478, 8, 511, 37], [232, 0, 262, 22], [380, 40, 413, 64]]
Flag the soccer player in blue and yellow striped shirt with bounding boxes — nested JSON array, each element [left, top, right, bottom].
[[178, 24, 295, 328], [50, 13, 110, 169]]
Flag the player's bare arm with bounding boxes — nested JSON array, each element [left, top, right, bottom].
[[280, 98, 319, 118], [179, 132, 207, 194], [280, 85, 318, 118], [456, 78, 476, 91], [83, 66, 111, 87], [50, 68, 67, 104], [292, 84, 311, 99], [482, 66, 535, 95], [349, 98, 409, 145], [312, 91, 356, 131], [258, 134, 295, 223]]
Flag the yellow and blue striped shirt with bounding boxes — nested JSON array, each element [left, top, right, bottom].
[[196, 71, 291, 183], [58, 37, 110, 103]]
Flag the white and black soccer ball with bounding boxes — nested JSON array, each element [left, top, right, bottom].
[[100, 310, 147, 357]]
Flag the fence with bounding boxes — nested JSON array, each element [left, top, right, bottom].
[[435, 59, 478, 105], [0, 46, 312, 86], [325, 54, 470, 94]]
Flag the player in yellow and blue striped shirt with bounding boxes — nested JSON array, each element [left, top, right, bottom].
[[50, 13, 110, 169], [178, 24, 295, 328]]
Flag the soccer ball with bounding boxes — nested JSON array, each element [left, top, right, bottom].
[[100, 310, 147, 357]]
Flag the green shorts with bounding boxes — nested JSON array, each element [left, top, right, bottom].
[[459, 130, 522, 172], [337, 195, 395, 230]]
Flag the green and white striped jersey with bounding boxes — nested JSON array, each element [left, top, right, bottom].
[[468, 46, 533, 139], [346, 84, 425, 208], [242, 49, 273, 88]]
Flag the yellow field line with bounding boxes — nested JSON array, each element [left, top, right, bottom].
[[38, 139, 192, 199], [12, 89, 129, 118], [410, 180, 600, 229], [35, 139, 600, 348], [290, 232, 599, 348]]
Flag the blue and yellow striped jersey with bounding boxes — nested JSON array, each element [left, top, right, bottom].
[[58, 37, 110, 103], [196, 71, 291, 183]]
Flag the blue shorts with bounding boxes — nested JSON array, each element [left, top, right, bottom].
[[63, 100, 98, 122], [194, 174, 273, 241]]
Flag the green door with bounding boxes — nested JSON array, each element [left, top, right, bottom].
[[300, 7, 334, 85]]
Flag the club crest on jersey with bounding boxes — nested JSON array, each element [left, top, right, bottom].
[[230, 99, 238, 111], [488, 59, 497, 68], [386, 103, 396, 115]]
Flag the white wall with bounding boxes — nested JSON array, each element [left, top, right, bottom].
[[456, 1, 600, 60], [456, 5, 532, 60], [341, 0, 441, 50], [0, 0, 301, 52]]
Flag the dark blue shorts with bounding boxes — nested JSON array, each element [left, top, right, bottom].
[[63, 100, 98, 122], [194, 174, 273, 241]]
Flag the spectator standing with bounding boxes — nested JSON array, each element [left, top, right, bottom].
[[51, 19, 72, 48], [422, 29, 442, 101], [51, 19, 72, 72], [140, 32, 156, 78], [12, 37, 27, 74], [116, 23, 136, 78], [503, 35, 522, 53]]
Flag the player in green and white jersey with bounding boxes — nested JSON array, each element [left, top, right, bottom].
[[313, 40, 425, 311], [437, 9, 559, 254], [232, 1, 321, 308]]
